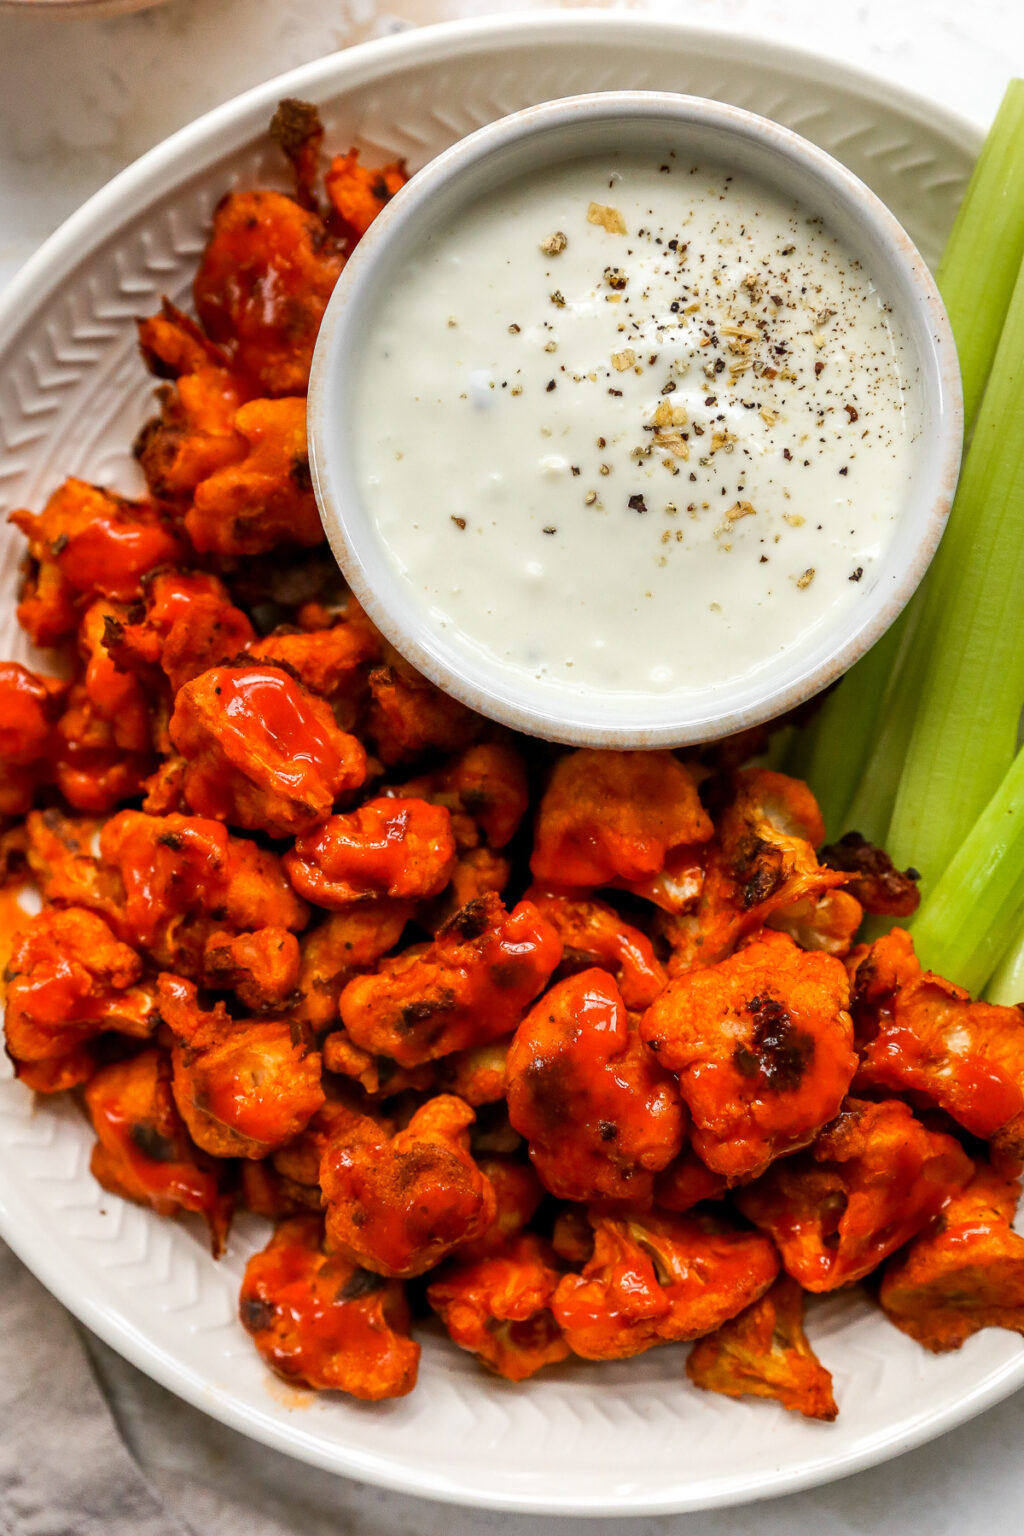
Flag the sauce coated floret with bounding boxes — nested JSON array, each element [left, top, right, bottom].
[[879, 1164, 1024, 1351], [851, 927, 1024, 1162], [506, 968, 686, 1203], [169, 663, 366, 836], [319, 1094, 497, 1278], [193, 189, 344, 396], [285, 797, 457, 907], [686, 1275, 837, 1420], [338, 891, 562, 1066], [641, 928, 857, 1179], [240, 1215, 419, 1399], [4, 907, 157, 1090], [427, 1232, 570, 1381], [85, 1048, 232, 1255], [552, 1210, 780, 1360], [158, 973, 324, 1159], [530, 749, 713, 888], [736, 1097, 973, 1290]]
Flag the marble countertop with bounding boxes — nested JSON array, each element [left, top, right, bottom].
[[1, 2, 1023, 1532]]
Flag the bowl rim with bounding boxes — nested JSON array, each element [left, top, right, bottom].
[[308, 86, 963, 748]]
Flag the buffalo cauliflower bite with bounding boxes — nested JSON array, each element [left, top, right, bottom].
[[169, 664, 366, 836], [527, 887, 667, 1010], [103, 570, 256, 697], [325, 148, 408, 242], [0, 662, 66, 815], [201, 927, 301, 1010], [158, 973, 324, 1159], [686, 1275, 837, 1420], [366, 659, 482, 766], [641, 929, 857, 1179], [319, 1094, 497, 1278], [77, 600, 153, 755], [393, 740, 530, 851], [99, 810, 308, 977], [338, 891, 562, 1067], [530, 749, 712, 889], [427, 1232, 570, 1381], [879, 1164, 1024, 1351], [84, 1048, 232, 1255], [293, 903, 411, 1032], [821, 831, 921, 917], [133, 301, 250, 501], [240, 1215, 419, 1399], [657, 770, 851, 976], [735, 1097, 973, 1291], [4, 907, 157, 1086], [552, 1210, 779, 1360], [193, 189, 344, 396], [24, 809, 124, 929], [51, 679, 154, 814], [506, 969, 686, 1204], [10, 479, 185, 644], [851, 929, 1024, 1161], [248, 618, 379, 700], [187, 398, 324, 556], [284, 797, 457, 907]]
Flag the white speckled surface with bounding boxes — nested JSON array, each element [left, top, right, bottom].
[[0, 2, 1022, 1531]]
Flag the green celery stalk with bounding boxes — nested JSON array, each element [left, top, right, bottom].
[[936, 79, 1024, 429], [911, 745, 1024, 993], [885, 249, 1024, 886], [786, 82, 1024, 840], [986, 918, 1024, 1005]]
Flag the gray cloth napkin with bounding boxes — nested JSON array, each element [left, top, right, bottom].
[[0, 1240, 191, 1536]]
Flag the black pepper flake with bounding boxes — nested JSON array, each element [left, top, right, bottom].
[[845, 403, 859, 422], [628, 494, 648, 513], [661, 381, 676, 395], [704, 395, 717, 406], [608, 387, 623, 396], [546, 379, 556, 392], [451, 516, 467, 530], [759, 555, 769, 563], [542, 526, 557, 535], [814, 360, 825, 376], [571, 465, 581, 477], [783, 447, 793, 461], [839, 465, 849, 476], [550, 290, 565, 307], [849, 567, 864, 581]]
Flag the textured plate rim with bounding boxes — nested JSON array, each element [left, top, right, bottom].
[[0, 9, 1010, 1518]]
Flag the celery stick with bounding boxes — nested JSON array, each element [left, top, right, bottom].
[[911, 746, 1024, 993], [789, 617, 903, 840], [786, 82, 1024, 839], [987, 918, 1024, 1005], [885, 251, 1024, 887], [936, 79, 1024, 429]]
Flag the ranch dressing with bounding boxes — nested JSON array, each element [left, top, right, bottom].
[[354, 153, 914, 702]]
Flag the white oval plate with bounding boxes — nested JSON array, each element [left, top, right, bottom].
[[0, 12, 1014, 1517]]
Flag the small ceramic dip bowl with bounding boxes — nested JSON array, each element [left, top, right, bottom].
[[308, 91, 962, 748]]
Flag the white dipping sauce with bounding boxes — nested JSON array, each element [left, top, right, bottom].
[[354, 153, 914, 701]]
